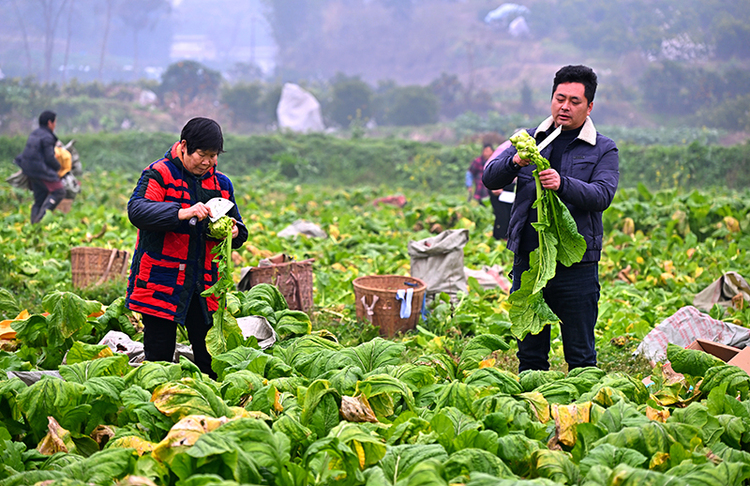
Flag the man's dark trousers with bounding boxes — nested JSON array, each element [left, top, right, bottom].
[[511, 255, 600, 372], [29, 178, 64, 224]]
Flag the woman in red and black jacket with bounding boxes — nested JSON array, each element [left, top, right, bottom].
[[126, 117, 248, 378]]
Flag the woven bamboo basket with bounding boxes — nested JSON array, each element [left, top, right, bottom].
[[70, 247, 130, 289], [353, 275, 426, 337], [242, 259, 314, 313]]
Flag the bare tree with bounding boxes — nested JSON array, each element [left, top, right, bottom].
[[117, 0, 170, 78], [62, 0, 75, 83], [37, 0, 70, 82], [98, 0, 115, 81], [9, 0, 33, 75]]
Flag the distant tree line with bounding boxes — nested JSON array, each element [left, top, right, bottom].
[[0, 60, 496, 133], [2, 56, 750, 135]]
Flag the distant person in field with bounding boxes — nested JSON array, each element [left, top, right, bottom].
[[486, 139, 515, 240], [466, 143, 494, 204], [15, 111, 65, 223], [125, 117, 248, 378], [483, 65, 619, 372]]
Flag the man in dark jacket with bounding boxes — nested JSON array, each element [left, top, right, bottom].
[[126, 117, 248, 378], [483, 65, 619, 372], [16, 111, 65, 223]]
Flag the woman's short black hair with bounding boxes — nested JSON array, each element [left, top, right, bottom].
[[39, 110, 56, 127], [180, 117, 225, 155], [552, 65, 598, 104]]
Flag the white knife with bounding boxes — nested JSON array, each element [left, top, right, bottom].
[[536, 125, 563, 152], [188, 197, 235, 227]]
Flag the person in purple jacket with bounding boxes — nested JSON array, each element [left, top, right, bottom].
[[483, 65, 619, 373]]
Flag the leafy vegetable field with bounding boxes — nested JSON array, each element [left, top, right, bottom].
[[1, 167, 750, 486]]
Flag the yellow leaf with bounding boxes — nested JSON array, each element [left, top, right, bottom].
[[636, 256, 644, 264], [646, 406, 670, 423], [354, 440, 366, 470], [329, 224, 340, 240], [479, 358, 496, 369], [724, 216, 740, 233], [549, 402, 592, 447], [152, 415, 231, 462], [274, 389, 284, 413], [107, 436, 156, 455], [649, 452, 670, 471]]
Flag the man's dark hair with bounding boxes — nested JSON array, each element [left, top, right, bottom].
[[552, 65, 597, 104], [39, 110, 56, 127], [483, 143, 494, 150], [180, 117, 225, 155]]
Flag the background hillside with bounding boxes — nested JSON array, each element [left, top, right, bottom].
[[0, 0, 749, 139]]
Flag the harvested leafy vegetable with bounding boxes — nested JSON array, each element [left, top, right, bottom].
[[507, 130, 587, 340], [202, 217, 244, 356], [207, 215, 234, 239], [666, 343, 725, 377]]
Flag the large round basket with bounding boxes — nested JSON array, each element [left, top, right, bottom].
[[353, 275, 426, 337], [70, 247, 130, 289]]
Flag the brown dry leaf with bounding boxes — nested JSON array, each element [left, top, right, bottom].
[[116, 476, 159, 486], [340, 395, 378, 423], [732, 293, 745, 310], [37, 417, 73, 455], [90, 424, 116, 447]]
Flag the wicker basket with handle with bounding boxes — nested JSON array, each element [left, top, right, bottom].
[[239, 258, 314, 313], [70, 247, 130, 289], [353, 275, 426, 337]]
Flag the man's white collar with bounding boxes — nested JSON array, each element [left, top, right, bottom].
[[535, 116, 597, 146]]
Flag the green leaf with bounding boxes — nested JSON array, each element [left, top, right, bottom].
[[355, 374, 415, 417], [464, 368, 522, 395], [457, 335, 510, 376], [0, 288, 20, 316], [206, 311, 245, 358], [578, 444, 647, 476], [274, 309, 312, 339], [494, 434, 545, 478], [444, 448, 514, 481], [339, 338, 405, 374], [667, 343, 724, 377], [125, 361, 182, 392], [532, 449, 581, 485], [379, 444, 448, 483], [59, 355, 131, 382], [219, 370, 265, 406], [299, 379, 341, 439], [16, 377, 86, 442], [508, 259, 559, 341], [42, 291, 102, 340], [152, 378, 232, 420], [211, 346, 271, 381]]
